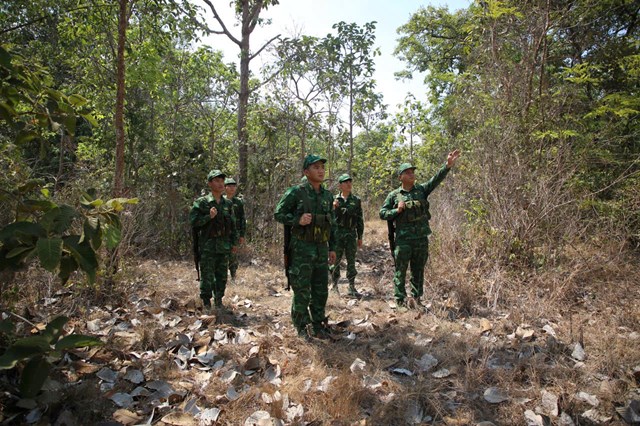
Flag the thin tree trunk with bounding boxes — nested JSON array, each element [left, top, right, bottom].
[[113, 0, 128, 197], [348, 69, 354, 174], [238, 36, 250, 190]]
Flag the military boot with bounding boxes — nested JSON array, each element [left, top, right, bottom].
[[312, 318, 333, 340], [347, 281, 362, 298], [331, 280, 340, 295], [202, 298, 212, 314]]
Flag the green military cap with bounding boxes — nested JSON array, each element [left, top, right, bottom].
[[303, 154, 327, 170], [338, 173, 352, 183], [224, 177, 237, 185], [207, 169, 226, 181], [397, 162, 417, 176]]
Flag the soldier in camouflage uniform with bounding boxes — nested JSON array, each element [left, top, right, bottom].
[[190, 170, 238, 310], [329, 173, 364, 297], [274, 155, 337, 339], [379, 150, 460, 309], [224, 177, 246, 282]]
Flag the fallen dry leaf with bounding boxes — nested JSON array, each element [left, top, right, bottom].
[[161, 411, 197, 426], [113, 409, 142, 425]]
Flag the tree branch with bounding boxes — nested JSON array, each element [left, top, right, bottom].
[[201, 0, 241, 46], [249, 34, 281, 61]]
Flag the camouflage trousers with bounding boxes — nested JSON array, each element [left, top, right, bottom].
[[199, 239, 230, 305], [329, 229, 357, 285], [288, 238, 329, 334], [393, 238, 429, 302], [228, 252, 238, 278]]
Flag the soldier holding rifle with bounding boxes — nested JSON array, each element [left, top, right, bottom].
[[274, 155, 337, 340]]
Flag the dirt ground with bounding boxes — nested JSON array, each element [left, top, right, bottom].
[[1, 221, 639, 425]]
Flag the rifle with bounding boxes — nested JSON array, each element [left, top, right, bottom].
[[192, 226, 200, 281], [283, 224, 292, 290], [387, 220, 396, 267]]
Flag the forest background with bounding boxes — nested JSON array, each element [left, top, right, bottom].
[[0, 0, 639, 423]]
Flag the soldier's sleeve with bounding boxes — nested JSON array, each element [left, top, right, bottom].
[[422, 164, 450, 195], [229, 200, 239, 246], [237, 199, 246, 237], [356, 197, 364, 240], [274, 187, 299, 226], [189, 198, 211, 228], [328, 193, 337, 252], [379, 191, 399, 221]]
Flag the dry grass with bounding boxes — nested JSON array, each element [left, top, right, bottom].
[[2, 214, 639, 425]]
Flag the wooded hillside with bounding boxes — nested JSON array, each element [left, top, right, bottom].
[[1, 1, 638, 425]]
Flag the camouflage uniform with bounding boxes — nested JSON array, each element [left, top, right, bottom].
[[329, 174, 364, 296], [190, 171, 237, 308], [224, 177, 246, 280], [274, 155, 336, 337], [379, 163, 450, 305]]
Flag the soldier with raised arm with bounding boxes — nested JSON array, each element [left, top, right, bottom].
[[379, 150, 460, 310]]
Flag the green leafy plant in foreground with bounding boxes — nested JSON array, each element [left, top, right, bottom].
[[0, 191, 138, 283], [0, 316, 102, 398]]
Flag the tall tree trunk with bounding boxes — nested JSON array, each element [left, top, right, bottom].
[[238, 36, 250, 190], [347, 69, 354, 174], [113, 0, 128, 197]]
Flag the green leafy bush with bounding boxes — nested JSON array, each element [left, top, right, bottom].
[[0, 316, 102, 398]]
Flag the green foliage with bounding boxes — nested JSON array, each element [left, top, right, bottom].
[[0, 190, 138, 283], [394, 0, 640, 255], [0, 45, 96, 142], [0, 316, 102, 398]]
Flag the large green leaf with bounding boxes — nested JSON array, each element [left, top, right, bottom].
[[0, 345, 43, 369], [19, 356, 50, 398], [0, 222, 46, 243], [39, 205, 77, 234], [13, 336, 51, 352], [42, 316, 68, 344], [102, 222, 122, 249], [37, 238, 63, 272], [63, 236, 98, 283], [55, 334, 103, 351], [80, 192, 103, 209], [58, 254, 78, 284], [106, 197, 139, 212], [80, 216, 101, 250], [6, 245, 35, 259], [68, 94, 88, 107], [81, 113, 99, 127], [0, 335, 51, 369], [18, 199, 57, 214]]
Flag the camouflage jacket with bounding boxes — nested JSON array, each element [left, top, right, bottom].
[[224, 195, 246, 238], [334, 193, 364, 239], [274, 182, 337, 250], [379, 164, 450, 241], [190, 194, 238, 253]]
